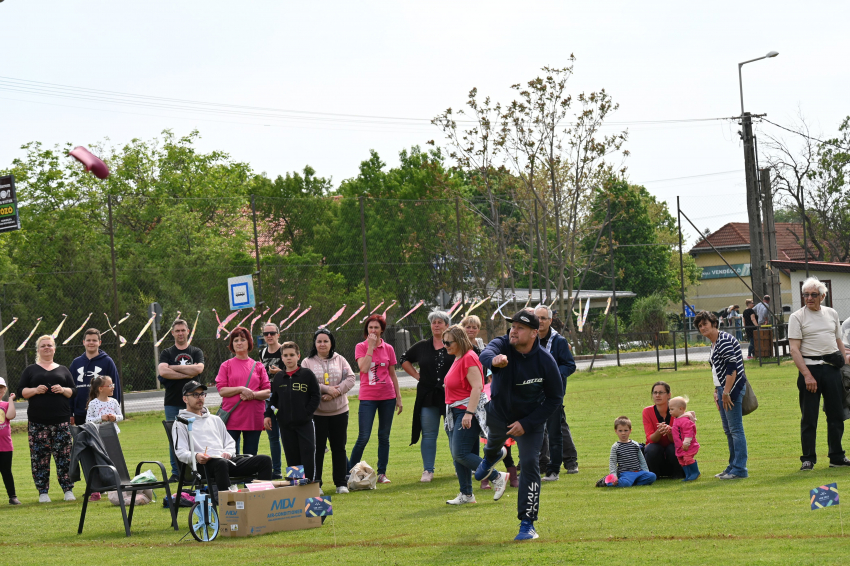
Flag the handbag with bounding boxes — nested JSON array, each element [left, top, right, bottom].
[[216, 360, 258, 425], [742, 381, 759, 416]]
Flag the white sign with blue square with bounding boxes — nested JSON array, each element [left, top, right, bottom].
[[228, 275, 255, 310]]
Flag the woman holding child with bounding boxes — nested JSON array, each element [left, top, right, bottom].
[[641, 381, 684, 478]]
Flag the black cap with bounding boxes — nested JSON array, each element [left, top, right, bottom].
[[182, 380, 208, 396], [507, 310, 540, 330]]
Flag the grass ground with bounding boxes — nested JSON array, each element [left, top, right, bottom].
[[2, 361, 848, 565]]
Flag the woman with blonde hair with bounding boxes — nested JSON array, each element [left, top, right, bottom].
[[17, 335, 76, 503], [459, 315, 486, 353]]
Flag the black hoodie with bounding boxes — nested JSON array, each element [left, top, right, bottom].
[[264, 366, 321, 428]]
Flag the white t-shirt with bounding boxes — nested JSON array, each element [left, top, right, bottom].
[[841, 318, 850, 346], [788, 306, 841, 362]]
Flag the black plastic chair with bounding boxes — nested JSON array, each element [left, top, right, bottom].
[[73, 423, 177, 536], [162, 420, 259, 525]]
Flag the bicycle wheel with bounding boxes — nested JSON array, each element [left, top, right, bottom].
[[188, 499, 219, 542]]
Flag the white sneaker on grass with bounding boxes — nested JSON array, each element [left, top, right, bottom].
[[39, 493, 51, 503], [446, 493, 476, 505], [336, 486, 349, 494], [63, 491, 76, 502], [491, 472, 509, 501], [542, 472, 559, 482]]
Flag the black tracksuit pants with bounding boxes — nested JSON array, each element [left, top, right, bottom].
[[281, 420, 317, 483], [798, 364, 846, 464]]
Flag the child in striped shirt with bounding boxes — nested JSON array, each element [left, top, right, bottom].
[[603, 416, 657, 487]]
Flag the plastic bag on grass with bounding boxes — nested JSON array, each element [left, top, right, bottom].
[[347, 461, 377, 491]]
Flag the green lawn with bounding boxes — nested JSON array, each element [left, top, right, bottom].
[[2, 361, 848, 565]]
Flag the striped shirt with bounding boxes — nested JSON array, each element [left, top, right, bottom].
[[609, 440, 648, 475], [709, 331, 747, 398]]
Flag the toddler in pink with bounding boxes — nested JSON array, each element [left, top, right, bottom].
[[669, 396, 700, 481]]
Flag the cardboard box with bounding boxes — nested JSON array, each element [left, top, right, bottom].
[[219, 482, 322, 537]]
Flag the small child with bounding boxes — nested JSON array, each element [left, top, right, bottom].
[[605, 416, 656, 487], [0, 378, 20, 505], [669, 396, 700, 481], [86, 376, 123, 432], [264, 342, 321, 483]]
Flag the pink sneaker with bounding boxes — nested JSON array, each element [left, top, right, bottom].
[[88, 492, 102, 502], [377, 474, 392, 484], [480, 479, 492, 490], [420, 471, 433, 482]]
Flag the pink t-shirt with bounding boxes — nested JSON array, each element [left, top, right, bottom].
[[215, 357, 271, 431], [354, 340, 397, 401], [0, 401, 12, 451], [444, 350, 484, 409]]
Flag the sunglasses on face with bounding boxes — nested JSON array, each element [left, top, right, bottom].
[[442, 340, 454, 347], [263, 331, 278, 336]]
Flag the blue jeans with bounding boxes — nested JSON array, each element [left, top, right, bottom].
[[348, 399, 396, 475], [228, 430, 262, 456], [612, 470, 656, 487], [420, 405, 444, 473], [447, 408, 498, 495], [164, 405, 182, 477], [716, 385, 748, 477]]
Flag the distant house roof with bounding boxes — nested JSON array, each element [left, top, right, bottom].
[[770, 260, 850, 274], [689, 222, 811, 260]]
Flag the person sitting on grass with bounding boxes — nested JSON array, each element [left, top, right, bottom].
[[669, 396, 700, 482], [600, 416, 656, 488], [172, 381, 272, 502]]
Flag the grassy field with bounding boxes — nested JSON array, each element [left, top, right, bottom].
[[1, 361, 848, 565]]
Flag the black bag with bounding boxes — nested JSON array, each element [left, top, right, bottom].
[[216, 361, 258, 425], [823, 351, 846, 369]]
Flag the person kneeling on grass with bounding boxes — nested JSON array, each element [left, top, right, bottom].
[[669, 396, 700, 482], [600, 416, 656, 488], [172, 381, 272, 502]]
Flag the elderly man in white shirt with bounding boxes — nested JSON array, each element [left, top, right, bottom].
[[789, 278, 850, 471]]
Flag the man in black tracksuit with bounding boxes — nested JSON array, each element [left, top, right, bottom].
[[477, 311, 563, 541], [264, 342, 321, 483]]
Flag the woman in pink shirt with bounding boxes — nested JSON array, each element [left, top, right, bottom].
[[216, 327, 271, 456], [348, 315, 402, 484]]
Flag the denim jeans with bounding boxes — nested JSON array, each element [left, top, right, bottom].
[[420, 405, 443, 473], [715, 384, 748, 477], [348, 399, 396, 475], [164, 405, 182, 477], [612, 470, 656, 487], [447, 408, 497, 495], [265, 416, 282, 476], [228, 430, 262, 456]]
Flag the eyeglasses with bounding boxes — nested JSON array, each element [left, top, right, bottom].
[[186, 392, 206, 399], [442, 340, 454, 347], [263, 331, 278, 336], [104, 383, 115, 388], [802, 293, 821, 299]]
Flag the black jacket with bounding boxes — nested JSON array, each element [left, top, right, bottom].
[[264, 367, 321, 428], [70, 422, 115, 484]]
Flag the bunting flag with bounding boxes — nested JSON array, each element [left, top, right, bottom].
[[360, 300, 385, 324], [213, 308, 222, 331], [104, 313, 128, 347], [396, 300, 425, 324], [336, 303, 366, 330], [249, 308, 270, 335], [380, 300, 398, 318], [282, 306, 312, 331], [465, 293, 494, 318], [133, 313, 158, 345], [118, 313, 131, 325], [266, 304, 284, 323], [187, 310, 201, 345], [17, 317, 42, 351], [215, 309, 241, 339], [51, 314, 68, 340], [154, 330, 170, 348], [491, 294, 515, 320], [523, 294, 532, 309], [445, 299, 463, 318], [578, 296, 591, 332], [604, 297, 612, 315], [319, 304, 347, 329], [0, 317, 18, 339], [548, 295, 559, 309], [62, 312, 92, 344], [224, 308, 256, 340], [279, 304, 301, 328]]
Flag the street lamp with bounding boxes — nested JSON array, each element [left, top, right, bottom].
[[738, 51, 779, 116]]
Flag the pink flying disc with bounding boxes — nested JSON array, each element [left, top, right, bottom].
[[69, 146, 110, 179]]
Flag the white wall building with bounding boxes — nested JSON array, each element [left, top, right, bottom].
[[772, 260, 850, 322]]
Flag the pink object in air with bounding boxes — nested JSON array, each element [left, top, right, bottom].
[[68, 146, 110, 179]]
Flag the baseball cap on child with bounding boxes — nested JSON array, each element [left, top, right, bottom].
[[0, 377, 6, 387]]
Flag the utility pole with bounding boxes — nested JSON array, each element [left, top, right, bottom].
[[742, 112, 767, 303], [760, 168, 782, 322]]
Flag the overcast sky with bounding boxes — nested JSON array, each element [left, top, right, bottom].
[[2, 1, 847, 244]]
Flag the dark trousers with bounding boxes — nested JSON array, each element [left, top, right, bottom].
[[281, 420, 317, 483], [798, 365, 846, 464], [227, 430, 262, 456], [198, 454, 272, 492], [483, 411, 545, 523], [314, 412, 349, 487], [643, 442, 684, 478], [538, 405, 578, 473], [0, 451, 15, 498], [745, 329, 755, 357]]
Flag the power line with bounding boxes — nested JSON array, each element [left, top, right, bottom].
[[641, 169, 742, 183], [758, 117, 848, 150]]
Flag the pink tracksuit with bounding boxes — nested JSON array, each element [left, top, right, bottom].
[[671, 413, 699, 466]]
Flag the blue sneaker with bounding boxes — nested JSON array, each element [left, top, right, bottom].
[[474, 447, 507, 481], [514, 520, 538, 541]]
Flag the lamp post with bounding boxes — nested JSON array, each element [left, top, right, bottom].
[[738, 51, 778, 314]]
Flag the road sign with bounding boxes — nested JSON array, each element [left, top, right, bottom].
[[0, 175, 21, 234], [228, 275, 255, 310]]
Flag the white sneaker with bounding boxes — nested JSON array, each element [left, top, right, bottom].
[[336, 486, 349, 494], [319, 488, 324, 496], [446, 492, 476, 505], [491, 471, 509, 501], [39, 493, 51, 503], [63, 491, 76, 502], [542, 472, 559, 482], [228, 485, 240, 492]]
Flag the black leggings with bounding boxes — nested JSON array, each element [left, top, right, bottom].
[[0, 451, 16, 498]]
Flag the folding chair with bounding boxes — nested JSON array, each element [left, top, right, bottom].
[[162, 420, 259, 525], [73, 423, 177, 536]]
